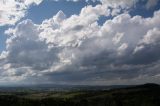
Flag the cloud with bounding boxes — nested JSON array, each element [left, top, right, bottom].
[[145, 0, 159, 9], [0, 0, 144, 26], [0, 0, 43, 26], [0, 0, 160, 85]]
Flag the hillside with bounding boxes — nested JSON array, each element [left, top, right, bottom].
[[0, 83, 159, 106]]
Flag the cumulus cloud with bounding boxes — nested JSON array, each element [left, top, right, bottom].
[[0, 0, 160, 85]]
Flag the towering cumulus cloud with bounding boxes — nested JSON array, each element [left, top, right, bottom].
[[0, 0, 160, 85]]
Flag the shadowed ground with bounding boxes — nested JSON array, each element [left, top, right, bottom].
[[0, 83, 159, 106]]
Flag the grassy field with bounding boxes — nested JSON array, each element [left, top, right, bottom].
[[0, 83, 159, 106]]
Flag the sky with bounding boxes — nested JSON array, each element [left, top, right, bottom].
[[0, 0, 160, 86]]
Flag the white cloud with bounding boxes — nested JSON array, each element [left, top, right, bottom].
[[24, 0, 43, 5], [0, 0, 43, 26], [0, 0, 141, 26], [117, 43, 128, 55], [140, 28, 160, 45], [134, 28, 160, 52], [100, 0, 137, 7], [112, 32, 124, 44]]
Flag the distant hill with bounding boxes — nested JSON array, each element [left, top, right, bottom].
[[135, 83, 160, 88], [0, 84, 132, 92]]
